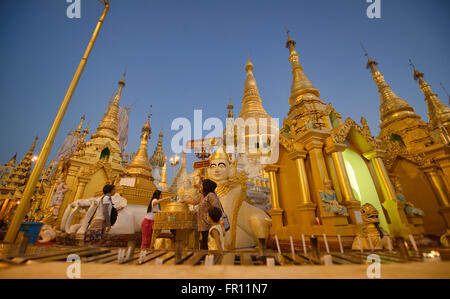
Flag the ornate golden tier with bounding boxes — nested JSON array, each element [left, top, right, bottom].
[[153, 202, 197, 230]]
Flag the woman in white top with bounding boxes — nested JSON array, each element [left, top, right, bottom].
[[85, 185, 116, 243], [141, 190, 170, 249]]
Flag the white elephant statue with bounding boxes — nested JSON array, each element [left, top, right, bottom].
[[60, 193, 148, 236]]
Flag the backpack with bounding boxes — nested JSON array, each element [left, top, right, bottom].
[[108, 196, 118, 226]]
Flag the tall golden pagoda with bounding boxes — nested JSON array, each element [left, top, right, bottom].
[[117, 110, 158, 205], [230, 58, 273, 211], [368, 55, 450, 238], [265, 33, 413, 249], [48, 76, 128, 221], [150, 129, 166, 169]]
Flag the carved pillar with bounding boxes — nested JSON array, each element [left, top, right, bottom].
[[73, 177, 90, 203], [299, 130, 330, 203], [288, 150, 316, 228], [325, 142, 361, 224], [433, 155, 450, 197], [0, 199, 10, 220], [264, 164, 283, 230], [364, 149, 410, 237], [421, 165, 450, 228]]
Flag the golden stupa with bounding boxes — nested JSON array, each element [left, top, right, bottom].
[[370, 56, 450, 243], [264, 33, 415, 249]]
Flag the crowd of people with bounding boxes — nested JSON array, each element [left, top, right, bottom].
[[85, 179, 226, 252]]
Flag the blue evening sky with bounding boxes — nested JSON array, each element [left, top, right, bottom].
[[0, 0, 449, 184]]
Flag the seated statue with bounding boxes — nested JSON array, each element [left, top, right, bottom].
[[319, 178, 348, 216], [207, 147, 272, 250], [352, 203, 390, 250], [394, 180, 424, 217]]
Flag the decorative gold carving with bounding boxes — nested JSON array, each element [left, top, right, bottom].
[[216, 171, 247, 249], [331, 117, 378, 148]]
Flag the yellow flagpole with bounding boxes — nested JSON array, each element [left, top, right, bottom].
[[4, 0, 110, 243]]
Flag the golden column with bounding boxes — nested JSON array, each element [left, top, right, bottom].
[[299, 130, 330, 203], [434, 156, 450, 196], [421, 165, 450, 222], [325, 142, 361, 224], [364, 149, 409, 237], [4, 1, 110, 243], [72, 177, 90, 204], [0, 199, 10, 220], [287, 150, 316, 229], [264, 164, 283, 230]]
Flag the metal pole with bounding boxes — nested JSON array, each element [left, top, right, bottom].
[[4, 1, 110, 243]]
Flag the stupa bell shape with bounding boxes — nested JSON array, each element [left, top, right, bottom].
[[239, 57, 271, 121], [236, 57, 277, 154]]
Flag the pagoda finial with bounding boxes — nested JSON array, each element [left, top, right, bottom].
[[410, 63, 450, 133], [360, 42, 378, 69], [243, 56, 258, 95], [227, 96, 234, 118], [150, 126, 165, 168], [74, 115, 85, 136], [93, 75, 126, 140], [285, 31, 320, 105], [441, 82, 450, 106], [364, 53, 413, 126], [409, 59, 424, 81]]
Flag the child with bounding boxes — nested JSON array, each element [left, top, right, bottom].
[[207, 207, 224, 251]]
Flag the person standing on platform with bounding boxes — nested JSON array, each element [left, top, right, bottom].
[[180, 179, 222, 250], [85, 184, 115, 244], [141, 190, 170, 249]]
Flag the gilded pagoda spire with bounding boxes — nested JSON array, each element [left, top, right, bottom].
[[285, 31, 320, 106], [150, 129, 165, 168], [158, 156, 169, 192], [238, 57, 271, 120], [73, 115, 85, 137], [227, 97, 234, 119], [363, 47, 416, 128], [127, 108, 153, 179], [92, 75, 125, 141], [410, 60, 450, 133]]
